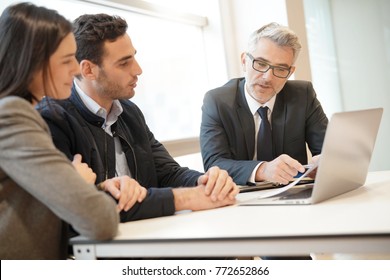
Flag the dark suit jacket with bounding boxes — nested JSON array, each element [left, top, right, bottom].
[[200, 78, 328, 185]]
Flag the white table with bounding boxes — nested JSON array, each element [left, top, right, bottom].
[[71, 171, 390, 259]]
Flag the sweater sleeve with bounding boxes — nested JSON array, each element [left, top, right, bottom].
[[0, 97, 119, 240]]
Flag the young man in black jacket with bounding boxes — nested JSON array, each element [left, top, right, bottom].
[[39, 13, 238, 222]]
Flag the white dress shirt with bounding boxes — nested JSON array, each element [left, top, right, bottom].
[[243, 82, 276, 183]]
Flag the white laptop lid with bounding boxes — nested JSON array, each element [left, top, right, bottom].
[[311, 107, 383, 203], [239, 108, 383, 205]]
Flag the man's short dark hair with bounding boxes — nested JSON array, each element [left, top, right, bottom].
[[73, 13, 128, 66]]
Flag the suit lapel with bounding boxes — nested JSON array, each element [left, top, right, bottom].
[[236, 79, 256, 159], [272, 89, 286, 157]]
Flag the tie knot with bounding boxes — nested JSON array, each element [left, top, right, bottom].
[[257, 106, 269, 120]]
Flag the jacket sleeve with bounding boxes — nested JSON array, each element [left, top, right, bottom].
[[119, 187, 176, 221], [118, 106, 201, 221], [0, 98, 119, 240], [304, 82, 328, 156], [200, 89, 259, 185], [134, 104, 203, 187]]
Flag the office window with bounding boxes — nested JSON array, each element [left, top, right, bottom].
[[0, 0, 215, 141]]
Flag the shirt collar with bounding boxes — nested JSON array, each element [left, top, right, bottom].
[[74, 81, 123, 127], [244, 81, 276, 116]]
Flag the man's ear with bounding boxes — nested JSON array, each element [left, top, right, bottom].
[[240, 52, 247, 72], [79, 60, 98, 80]]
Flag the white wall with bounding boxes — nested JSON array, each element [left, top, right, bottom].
[[219, 0, 288, 79], [331, 0, 390, 171], [305, 0, 390, 171], [303, 0, 343, 116]]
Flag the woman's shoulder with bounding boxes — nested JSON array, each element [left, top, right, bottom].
[[0, 96, 36, 116], [0, 95, 31, 108], [0, 96, 48, 130]]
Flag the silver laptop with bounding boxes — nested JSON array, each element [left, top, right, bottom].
[[240, 108, 383, 205]]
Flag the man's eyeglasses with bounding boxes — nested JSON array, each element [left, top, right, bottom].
[[246, 53, 291, 78]]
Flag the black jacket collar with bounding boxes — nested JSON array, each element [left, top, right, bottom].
[[69, 84, 106, 127]]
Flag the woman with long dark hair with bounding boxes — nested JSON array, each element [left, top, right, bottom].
[[0, 2, 127, 259]]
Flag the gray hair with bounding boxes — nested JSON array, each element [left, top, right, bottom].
[[247, 22, 302, 64]]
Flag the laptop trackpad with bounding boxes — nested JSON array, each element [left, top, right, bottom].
[[279, 185, 313, 200]]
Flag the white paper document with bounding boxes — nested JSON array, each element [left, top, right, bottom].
[[237, 162, 318, 203]]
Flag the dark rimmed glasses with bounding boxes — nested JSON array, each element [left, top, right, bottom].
[[246, 53, 291, 78]]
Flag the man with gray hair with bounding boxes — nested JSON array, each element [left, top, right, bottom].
[[200, 22, 328, 186]]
